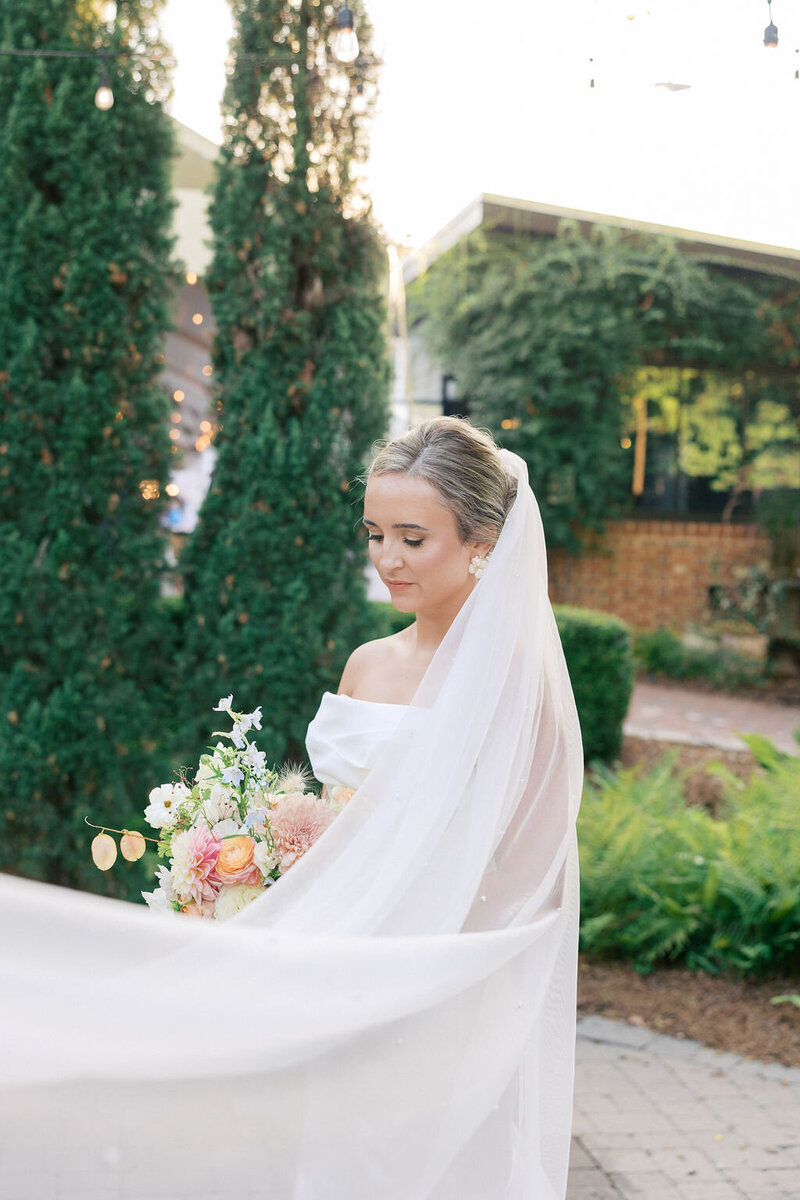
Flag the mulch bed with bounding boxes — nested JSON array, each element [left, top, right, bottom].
[[619, 735, 756, 811], [578, 956, 800, 1069]]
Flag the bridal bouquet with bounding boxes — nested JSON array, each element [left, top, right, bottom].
[[90, 695, 352, 921]]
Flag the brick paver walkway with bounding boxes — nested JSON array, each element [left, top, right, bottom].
[[625, 680, 800, 756], [569, 1017, 800, 1200]]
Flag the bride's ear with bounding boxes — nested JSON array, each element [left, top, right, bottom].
[[471, 539, 494, 560]]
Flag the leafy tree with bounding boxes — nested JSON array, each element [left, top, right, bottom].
[[178, 0, 388, 763], [0, 0, 178, 893], [619, 367, 800, 508], [411, 225, 800, 549]]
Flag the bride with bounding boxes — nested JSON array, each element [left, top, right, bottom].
[[0, 417, 582, 1200]]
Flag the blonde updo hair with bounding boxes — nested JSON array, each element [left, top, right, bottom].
[[368, 417, 518, 545]]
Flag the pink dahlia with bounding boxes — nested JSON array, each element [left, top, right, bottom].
[[170, 826, 220, 906], [270, 792, 336, 872]]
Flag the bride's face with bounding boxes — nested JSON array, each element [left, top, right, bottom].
[[363, 473, 491, 617]]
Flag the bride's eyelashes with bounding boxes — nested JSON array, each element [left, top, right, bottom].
[[367, 534, 424, 548]]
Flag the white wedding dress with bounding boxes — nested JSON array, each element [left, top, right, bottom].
[[0, 450, 582, 1200]]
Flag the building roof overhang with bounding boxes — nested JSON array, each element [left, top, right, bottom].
[[402, 193, 800, 286]]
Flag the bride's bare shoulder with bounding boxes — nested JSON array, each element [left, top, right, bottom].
[[337, 628, 413, 699]]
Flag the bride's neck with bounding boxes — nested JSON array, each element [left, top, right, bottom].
[[409, 596, 469, 656]]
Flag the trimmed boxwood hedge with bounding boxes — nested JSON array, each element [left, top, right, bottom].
[[554, 605, 634, 761], [366, 601, 633, 762]]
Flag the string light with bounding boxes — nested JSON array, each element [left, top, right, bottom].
[[334, 5, 359, 63], [1, 5, 378, 115], [185, 271, 198, 285], [172, 389, 184, 402], [764, 1, 778, 47], [192, 313, 204, 326], [94, 57, 114, 110]]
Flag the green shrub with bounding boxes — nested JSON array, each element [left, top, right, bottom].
[[555, 606, 634, 761], [0, 1, 178, 897], [362, 603, 632, 762], [578, 734, 800, 976], [634, 627, 764, 691], [177, 0, 388, 766], [366, 601, 415, 642]]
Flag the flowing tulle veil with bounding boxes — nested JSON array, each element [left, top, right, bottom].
[[0, 450, 582, 1200]]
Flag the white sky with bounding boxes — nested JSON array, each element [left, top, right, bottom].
[[161, 0, 800, 251]]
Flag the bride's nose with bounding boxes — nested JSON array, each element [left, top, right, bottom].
[[378, 539, 405, 571]]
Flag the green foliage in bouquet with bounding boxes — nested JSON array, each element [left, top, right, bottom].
[[578, 734, 800, 976], [408, 224, 799, 550], [179, 0, 389, 764], [0, 0, 178, 894], [554, 605, 634, 761]]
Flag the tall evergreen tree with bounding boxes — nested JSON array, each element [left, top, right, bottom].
[[0, 0, 178, 893], [179, 0, 389, 762]]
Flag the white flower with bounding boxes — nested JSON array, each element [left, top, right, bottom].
[[196, 748, 226, 785], [245, 706, 263, 731], [254, 839, 279, 877], [142, 885, 174, 913], [214, 884, 263, 922], [244, 742, 266, 772], [155, 864, 177, 901], [144, 783, 185, 829], [243, 806, 270, 834], [212, 817, 240, 840], [142, 869, 176, 913], [213, 695, 234, 713], [201, 782, 239, 825]]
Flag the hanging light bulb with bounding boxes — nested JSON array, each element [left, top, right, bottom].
[[764, 1, 778, 47], [94, 59, 114, 110], [352, 81, 367, 114], [334, 5, 359, 63]]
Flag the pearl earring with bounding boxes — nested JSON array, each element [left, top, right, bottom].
[[469, 553, 489, 581]]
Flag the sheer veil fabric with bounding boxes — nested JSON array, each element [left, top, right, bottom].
[[0, 450, 582, 1199]]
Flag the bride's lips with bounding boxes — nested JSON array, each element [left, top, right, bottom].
[[386, 580, 413, 590]]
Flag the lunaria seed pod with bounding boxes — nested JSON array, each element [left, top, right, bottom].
[[120, 830, 146, 862], [91, 833, 118, 871]]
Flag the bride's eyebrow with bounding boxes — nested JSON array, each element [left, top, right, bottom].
[[362, 519, 429, 531]]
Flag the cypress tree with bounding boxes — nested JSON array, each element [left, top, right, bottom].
[[179, 0, 388, 763], [0, 1, 178, 893]]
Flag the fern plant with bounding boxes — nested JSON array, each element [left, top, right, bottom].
[[578, 733, 800, 976]]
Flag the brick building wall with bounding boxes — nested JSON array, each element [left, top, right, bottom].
[[548, 519, 771, 631]]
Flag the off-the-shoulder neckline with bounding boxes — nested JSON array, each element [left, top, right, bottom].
[[324, 690, 409, 710]]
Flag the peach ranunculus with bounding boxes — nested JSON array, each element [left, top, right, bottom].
[[269, 792, 336, 872], [330, 785, 355, 808], [180, 896, 217, 919], [214, 836, 261, 886]]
